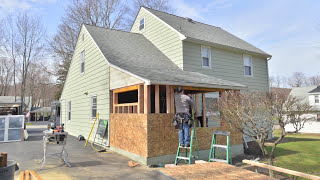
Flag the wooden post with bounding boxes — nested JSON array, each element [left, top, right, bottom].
[[0, 152, 7, 167], [195, 94, 199, 117], [170, 87, 175, 113], [113, 92, 118, 113], [138, 84, 144, 114], [155, 85, 160, 113], [144, 84, 151, 114], [202, 93, 207, 127], [110, 91, 113, 113], [166, 85, 171, 113]]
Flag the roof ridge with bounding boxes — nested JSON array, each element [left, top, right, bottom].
[[84, 24, 141, 35], [142, 6, 221, 29]]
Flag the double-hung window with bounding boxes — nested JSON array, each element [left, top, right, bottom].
[[201, 46, 211, 68], [91, 96, 97, 120], [68, 101, 71, 121], [80, 50, 85, 73], [315, 95, 319, 104], [139, 18, 145, 31], [243, 55, 253, 76]]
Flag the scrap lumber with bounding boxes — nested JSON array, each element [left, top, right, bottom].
[[19, 171, 24, 180], [242, 160, 320, 180], [0, 152, 8, 167], [128, 161, 140, 167], [25, 170, 30, 180], [30, 170, 43, 180]]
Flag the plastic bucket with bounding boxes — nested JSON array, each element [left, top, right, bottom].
[[0, 161, 19, 180]]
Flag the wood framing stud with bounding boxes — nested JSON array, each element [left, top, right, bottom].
[[113, 91, 118, 113], [170, 87, 175, 113], [155, 85, 160, 113], [138, 84, 144, 114], [202, 93, 207, 127], [166, 85, 171, 113], [144, 84, 151, 114], [113, 85, 139, 94]]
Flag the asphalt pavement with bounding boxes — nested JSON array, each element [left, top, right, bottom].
[[0, 122, 170, 180]]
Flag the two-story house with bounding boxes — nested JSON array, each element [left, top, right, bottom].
[[285, 86, 320, 133], [60, 7, 271, 165]]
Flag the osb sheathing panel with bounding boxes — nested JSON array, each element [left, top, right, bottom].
[[110, 114, 148, 157], [147, 114, 243, 157]]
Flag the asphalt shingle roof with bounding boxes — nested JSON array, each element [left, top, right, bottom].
[[85, 25, 246, 89], [143, 7, 271, 57], [309, 86, 320, 93]]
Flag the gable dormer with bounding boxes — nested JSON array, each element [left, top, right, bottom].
[[131, 7, 184, 69]]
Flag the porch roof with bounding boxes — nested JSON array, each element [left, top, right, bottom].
[[85, 25, 247, 90]]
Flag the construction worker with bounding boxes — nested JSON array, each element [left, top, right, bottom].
[[174, 86, 194, 147]]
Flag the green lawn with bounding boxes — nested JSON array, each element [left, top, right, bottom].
[[271, 131, 320, 178]]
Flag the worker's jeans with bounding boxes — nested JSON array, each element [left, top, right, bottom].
[[178, 122, 190, 145]]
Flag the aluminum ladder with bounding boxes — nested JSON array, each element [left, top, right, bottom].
[[208, 131, 232, 164]]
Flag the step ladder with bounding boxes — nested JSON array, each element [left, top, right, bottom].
[[175, 113, 199, 165], [208, 131, 232, 164]]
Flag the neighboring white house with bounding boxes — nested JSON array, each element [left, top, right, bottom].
[[285, 86, 320, 133]]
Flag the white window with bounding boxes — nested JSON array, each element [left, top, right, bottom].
[[243, 55, 253, 76], [201, 46, 211, 68], [80, 50, 85, 73], [68, 101, 71, 121], [139, 18, 145, 31], [91, 96, 97, 119], [315, 95, 319, 104]]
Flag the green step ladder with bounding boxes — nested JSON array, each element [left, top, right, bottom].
[[208, 131, 232, 164], [175, 113, 199, 165]]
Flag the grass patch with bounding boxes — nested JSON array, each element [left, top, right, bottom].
[[26, 122, 33, 126], [270, 130, 320, 178]]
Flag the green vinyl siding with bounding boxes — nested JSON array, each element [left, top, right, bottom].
[[60, 26, 110, 141], [183, 41, 269, 90], [131, 8, 183, 69]]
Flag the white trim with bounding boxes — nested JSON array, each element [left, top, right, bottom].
[[80, 50, 85, 74], [139, 17, 145, 31], [90, 95, 97, 120], [243, 54, 253, 77], [142, 7, 186, 40], [67, 101, 71, 121], [84, 25, 151, 85], [201, 45, 212, 68], [315, 95, 319, 104]]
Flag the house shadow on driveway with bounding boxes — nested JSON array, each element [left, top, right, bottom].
[[0, 124, 171, 180]]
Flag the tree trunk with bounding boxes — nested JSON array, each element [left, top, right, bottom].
[[268, 157, 274, 178]]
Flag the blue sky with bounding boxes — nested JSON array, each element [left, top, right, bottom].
[[0, 0, 319, 77]]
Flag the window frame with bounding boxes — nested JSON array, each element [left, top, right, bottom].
[[243, 54, 253, 77], [67, 101, 71, 121], [201, 45, 212, 68], [139, 17, 145, 31], [80, 50, 85, 74], [91, 95, 97, 120], [315, 95, 319, 104]]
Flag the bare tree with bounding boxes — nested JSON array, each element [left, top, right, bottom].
[[288, 72, 308, 87], [51, 0, 130, 99], [15, 13, 46, 111], [0, 58, 14, 96], [287, 102, 314, 133], [308, 75, 320, 86], [3, 15, 19, 101], [219, 90, 312, 177]]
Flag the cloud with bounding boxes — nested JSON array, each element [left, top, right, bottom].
[[0, 0, 57, 14]]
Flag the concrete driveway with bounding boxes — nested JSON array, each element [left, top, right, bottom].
[[0, 122, 170, 180]]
